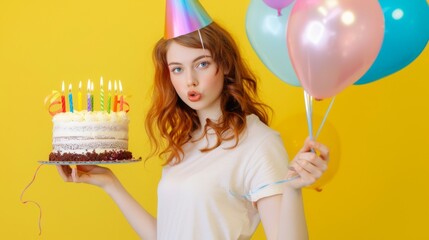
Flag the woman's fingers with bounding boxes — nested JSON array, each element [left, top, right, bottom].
[[293, 163, 317, 185], [296, 157, 323, 180], [289, 143, 329, 187], [56, 165, 73, 182], [304, 139, 330, 161], [71, 167, 92, 184], [298, 152, 328, 172]]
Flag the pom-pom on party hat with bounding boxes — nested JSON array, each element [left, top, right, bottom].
[[164, 0, 213, 39]]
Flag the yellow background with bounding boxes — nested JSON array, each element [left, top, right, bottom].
[[1, 0, 428, 239]]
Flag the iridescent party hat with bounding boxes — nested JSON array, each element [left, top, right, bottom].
[[164, 0, 213, 39]]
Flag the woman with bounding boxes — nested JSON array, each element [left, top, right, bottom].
[[57, 4, 329, 239]]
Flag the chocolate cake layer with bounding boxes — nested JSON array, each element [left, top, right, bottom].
[[49, 150, 133, 162]]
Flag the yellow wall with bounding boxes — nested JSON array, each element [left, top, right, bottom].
[[1, 1, 428, 239]]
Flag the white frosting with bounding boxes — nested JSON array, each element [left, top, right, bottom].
[[53, 111, 129, 123], [52, 111, 129, 154]]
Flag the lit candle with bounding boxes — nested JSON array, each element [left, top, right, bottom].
[[91, 81, 94, 112], [78, 81, 82, 111], [87, 79, 91, 111], [113, 80, 118, 112], [68, 83, 74, 113], [119, 80, 124, 111], [107, 80, 112, 114], [100, 76, 104, 111], [61, 81, 66, 112]]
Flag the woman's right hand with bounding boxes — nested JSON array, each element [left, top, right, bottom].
[[56, 165, 118, 190]]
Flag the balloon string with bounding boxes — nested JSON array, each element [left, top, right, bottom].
[[20, 164, 44, 236], [315, 96, 336, 139], [304, 91, 336, 140], [229, 175, 300, 200], [304, 91, 313, 140], [304, 90, 316, 155]]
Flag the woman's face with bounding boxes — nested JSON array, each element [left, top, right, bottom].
[[166, 41, 224, 120]]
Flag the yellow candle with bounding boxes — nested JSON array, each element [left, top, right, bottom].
[[100, 76, 104, 111]]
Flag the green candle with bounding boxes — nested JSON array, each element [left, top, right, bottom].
[[107, 80, 112, 114]]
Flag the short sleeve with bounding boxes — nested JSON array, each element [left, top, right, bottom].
[[244, 131, 289, 202]]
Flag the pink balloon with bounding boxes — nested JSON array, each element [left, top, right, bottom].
[[263, 0, 295, 16], [287, 0, 384, 99]]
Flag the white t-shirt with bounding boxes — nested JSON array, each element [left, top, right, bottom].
[[157, 114, 289, 240]]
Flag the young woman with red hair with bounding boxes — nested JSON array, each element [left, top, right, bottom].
[[57, 21, 329, 240]]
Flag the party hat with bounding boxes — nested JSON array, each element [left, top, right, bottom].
[[164, 0, 213, 39]]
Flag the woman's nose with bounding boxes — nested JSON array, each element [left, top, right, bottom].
[[186, 72, 198, 87]]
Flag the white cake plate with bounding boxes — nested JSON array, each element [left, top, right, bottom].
[[38, 159, 142, 165]]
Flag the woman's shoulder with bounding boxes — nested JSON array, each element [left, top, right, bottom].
[[244, 114, 280, 141]]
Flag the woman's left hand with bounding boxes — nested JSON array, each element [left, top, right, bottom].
[[286, 137, 329, 189]]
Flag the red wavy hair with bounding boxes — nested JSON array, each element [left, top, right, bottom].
[[145, 22, 271, 165]]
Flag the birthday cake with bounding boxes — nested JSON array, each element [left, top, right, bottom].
[[46, 78, 134, 162], [49, 111, 133, 162]]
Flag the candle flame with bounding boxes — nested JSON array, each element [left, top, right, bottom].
[[87, 79, 91, 91], [100, 76, 104, 86], [91, 81, 94, 91], [114, 80, 117, 92], [68, 83, 72, 91], [62, 81, 65, 93], [79, 81, 82, 90], [119, 80, 123, 93], [108, 80, 112, 92]]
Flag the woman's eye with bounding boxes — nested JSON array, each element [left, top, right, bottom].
[[171, 67, 182, 73], [197, 61, 209, 68]]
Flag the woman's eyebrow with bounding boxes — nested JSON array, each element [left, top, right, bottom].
[[192, 55, 212, 63], [168, 55, 212, 66]]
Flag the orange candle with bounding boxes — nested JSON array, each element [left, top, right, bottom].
[[119, 80, 124, 111], [113, 80, 118, 112], [61, 81, 66, 112]]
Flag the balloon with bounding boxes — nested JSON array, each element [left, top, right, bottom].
[[355, 0, 429, 85], [263, 0, 295, 16], [275, 113, 341, 191], [287, 0, 384, 99], [246, 0, 301, 87]]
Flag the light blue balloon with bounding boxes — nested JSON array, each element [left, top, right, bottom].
[[246, 0, 300, 87], [355, 0, 429, 85]]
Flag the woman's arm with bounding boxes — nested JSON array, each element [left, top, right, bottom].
[[257, 138, 329, 240], [57, 165, 157, 240], [258, 189, 307, 240]]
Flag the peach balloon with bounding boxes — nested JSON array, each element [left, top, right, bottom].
[[287, 0, 384, 99]]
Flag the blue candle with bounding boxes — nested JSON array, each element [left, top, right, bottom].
[[68, 83, 74, 113]]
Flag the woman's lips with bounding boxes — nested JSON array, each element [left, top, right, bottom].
[[187, 91, 201, 102]]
